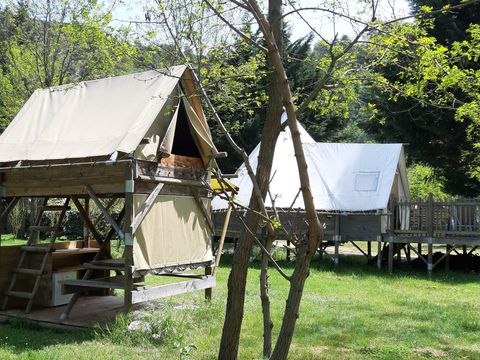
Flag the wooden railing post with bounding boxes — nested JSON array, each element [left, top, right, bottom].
[[427, 193, 434, 238], [427, 193, 434, 278]]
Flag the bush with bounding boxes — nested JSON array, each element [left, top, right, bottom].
[[64, 211, 84, 240]]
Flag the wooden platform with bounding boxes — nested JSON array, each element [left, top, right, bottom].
[[0, 295, 127, 330]]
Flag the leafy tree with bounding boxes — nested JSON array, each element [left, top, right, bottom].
[[0, 0, 138, 127], [364, 3, 480, 196], [407, 163, 451, 199]]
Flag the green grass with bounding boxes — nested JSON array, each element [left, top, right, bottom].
[[0, 253, 479, 359], [0, 234, 28, 246]]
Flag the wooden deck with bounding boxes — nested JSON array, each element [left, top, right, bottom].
[[0, 295, 127, 330]]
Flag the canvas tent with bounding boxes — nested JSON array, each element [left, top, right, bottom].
[[212, 118, 410, 245], [0, 65, 217, 321]]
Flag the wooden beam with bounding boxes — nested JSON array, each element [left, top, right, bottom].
[[92, 198, 117, 227], [71, 197, 103, 245], [131, 275, 215, 304], [138, 175, 207, 188], [213, 204, 232, 275], [131, 183, 164, 235], [85, 185, 124, 240], [205, 266, 212, 300], [190, 188, 214, 233], [0, 197, 19, 222]]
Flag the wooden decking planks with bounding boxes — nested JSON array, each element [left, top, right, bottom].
[[0, 295, 125, 329]]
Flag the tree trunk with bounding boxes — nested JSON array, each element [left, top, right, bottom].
[[260, 231, 274, 358], [218, 2, 283, 356], [218, 109, 282, 360], [241, 0, 324, 358]]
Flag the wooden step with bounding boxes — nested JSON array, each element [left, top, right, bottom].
[[83, 262, 125, 272], [38, 205, 71, 212], [5, 290, 33, 299], [61, 276, 127, 293], [21, 246, 55, 253], [29, 226, 60, 232], [13, 268, 45, 276], [88, 259, 125, 269]]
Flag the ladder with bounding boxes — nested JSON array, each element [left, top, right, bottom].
[[1, 197, 71, 313]]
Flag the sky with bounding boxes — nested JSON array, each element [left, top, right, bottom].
[[112, 0, 412, 41]]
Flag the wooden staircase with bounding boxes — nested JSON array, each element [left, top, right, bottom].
[[61, 259, 143, 294], [59, 209, 127, 320], [1, 197, 71, 313]]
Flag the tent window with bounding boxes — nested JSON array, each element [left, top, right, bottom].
[[354, 171, 380, 191], [171, 101, 201, 158]]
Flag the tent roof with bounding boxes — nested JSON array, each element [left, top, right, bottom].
[[212, 122, 409, 212], [0, 65, 212, 163]]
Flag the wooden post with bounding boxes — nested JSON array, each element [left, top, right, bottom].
[[286, 239, 291, 262], [334, 215, 340, 269], [334, 236, 340, 269], [388, 237, 394, 274], [418, 243, 422, 256], [445, 245, 450, 272], [83, 198, 90, 245], [205, 265, 212, 300], [428, 193, 434, 234], [427, 241, 433, 279], [377, 235, 382, 270], [405, 244, 411, 263], [396, 244, 401, 265], [463, 245, 467, 256], [427, 193, 434, 279], [123, 163, 135, 314], [213, 204, 232, 275], [367, 241, 372, 262]]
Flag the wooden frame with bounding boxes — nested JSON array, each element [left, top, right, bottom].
[[0, 156, 215, 319]]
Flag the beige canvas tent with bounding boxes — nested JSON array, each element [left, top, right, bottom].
[[0, 65, 217, 322]]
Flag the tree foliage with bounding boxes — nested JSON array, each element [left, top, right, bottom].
[[0, 0, 138, 127], [364, 2, 480, 196]]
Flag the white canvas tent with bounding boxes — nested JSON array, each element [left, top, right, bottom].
[[212, 120, 410, 213]]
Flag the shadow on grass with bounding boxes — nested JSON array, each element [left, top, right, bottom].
[[219, 251, 480, 285], [0, 317, 94, 354]]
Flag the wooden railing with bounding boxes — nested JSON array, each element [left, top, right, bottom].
[[392, 194, 480, 237]]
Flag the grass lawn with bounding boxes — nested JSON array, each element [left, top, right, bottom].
[[0, 253, 479, 359]]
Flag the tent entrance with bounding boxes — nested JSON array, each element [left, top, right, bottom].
[[171, 100, 202, 159]]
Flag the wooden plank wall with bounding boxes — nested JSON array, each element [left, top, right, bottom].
[[2, 163, 129, 197]]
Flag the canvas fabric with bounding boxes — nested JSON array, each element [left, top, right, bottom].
[[132, 194, 213, 271], [212, 119, 410, 212], [0, 66, 216, 165]]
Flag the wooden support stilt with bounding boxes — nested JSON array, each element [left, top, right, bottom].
[[463, 245, 467, 256], [286, 239, 291, 262], [418, 243, 422, 256], [367, 241, 372, 262], [445, 245, 451, 272], [83, 198, 90, 245], [405, 245, 411, 263], [427, 241, 433, 279], [388, 238, 394, 274], [396, 245, 401, 265], [334, 238, 340, 269], [205, 265, 212, 300], [334, 215, 340, 269], [123, 176, 134, 314], [377, 236, 382, 270]]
